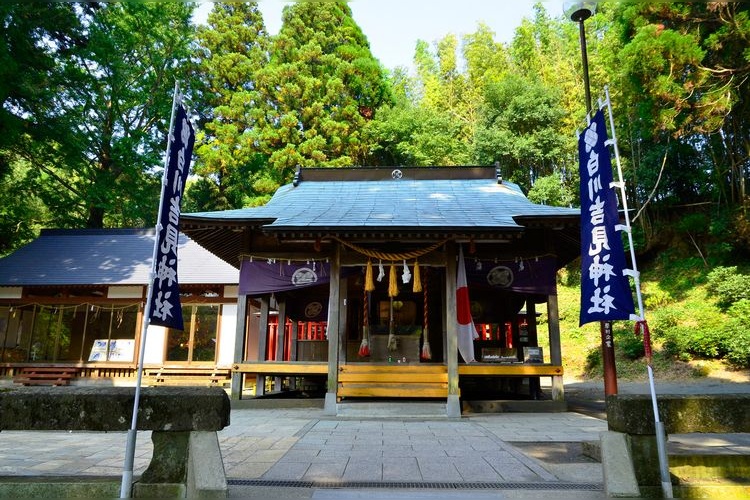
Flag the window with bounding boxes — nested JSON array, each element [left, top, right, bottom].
[[166, 305, 220, 363], [0, 304, 139, 362]]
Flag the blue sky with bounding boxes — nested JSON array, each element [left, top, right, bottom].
[[195, 1, 569, 71]]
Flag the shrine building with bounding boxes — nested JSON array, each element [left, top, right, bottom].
[[180, 166, 580, 416]]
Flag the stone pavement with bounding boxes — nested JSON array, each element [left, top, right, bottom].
[[1, 376, 748, 498], [0, 407, 608, 498]]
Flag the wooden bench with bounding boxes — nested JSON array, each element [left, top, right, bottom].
[[13, 367, 80, 386], [337, 364, 449, 399], [143, 367, 230, 387]]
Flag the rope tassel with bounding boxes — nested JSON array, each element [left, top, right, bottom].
[[412, 260, 422, 293], [364, 260, 375, 292], [388, 263, 399, 297]]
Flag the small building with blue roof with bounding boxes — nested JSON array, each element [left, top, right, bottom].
[[0, 228, 238, 385]]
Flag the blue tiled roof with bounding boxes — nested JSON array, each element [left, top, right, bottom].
[[185, 170, 579, 231], [0, 229, 238, 287]]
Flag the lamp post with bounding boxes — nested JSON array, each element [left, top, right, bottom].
[[564, 1, 596, 113], [565, 2, 619, 397]]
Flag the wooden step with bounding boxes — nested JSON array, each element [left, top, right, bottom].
[[337, 363, 449, 399]]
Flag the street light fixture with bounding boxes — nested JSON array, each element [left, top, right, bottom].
[[564, 2, 597, 113]]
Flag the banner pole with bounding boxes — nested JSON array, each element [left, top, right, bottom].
[[604, 86, 672, 498], [120, 80, 181, 499]]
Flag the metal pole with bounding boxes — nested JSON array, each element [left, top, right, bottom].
[[604, 86, 672, 498], [577, 13, 617, 396], [578, 19, 592, 114], [120, 80, 181, 499]]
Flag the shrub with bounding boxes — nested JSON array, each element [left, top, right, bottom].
[[724, 300, 750, 369], [614, 323, 645, 360], [661, 324, 732, 360], [584, 347, 602, 374], [706, 266, 750, 310]]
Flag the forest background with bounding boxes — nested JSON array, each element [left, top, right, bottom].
[[1, 2, 748, 377]]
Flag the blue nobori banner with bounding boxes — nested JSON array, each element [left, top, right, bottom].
[[148, 104, 195, 330], [579, 110, 634, 325]]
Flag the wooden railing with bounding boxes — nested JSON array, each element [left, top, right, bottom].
[[142, 367, 231, 387]]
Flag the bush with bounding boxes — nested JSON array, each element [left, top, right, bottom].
[[724, 300, 750, 369], [706, 266, 750, 310], [614, 323, 645, 360], [661, 324, 732, 360], [584, 347, 602, 374]]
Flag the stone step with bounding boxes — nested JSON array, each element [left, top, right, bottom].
[[336, 401, 448, 418]]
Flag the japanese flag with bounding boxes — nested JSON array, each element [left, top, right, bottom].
[[457, 245, 478, 363]]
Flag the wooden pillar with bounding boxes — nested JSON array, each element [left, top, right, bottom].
[[441, 273, 448, 362], [338, 274, 348, 364], [274, 299, 286, 391], [289, 321, 299, 390], [290, 322, 299, 361], [526, 299, 541, 399], [324, 243, 341, 415], [255, 296, 270, 396], [445, 241, 460, 417], [230, 293, 248, 400], [547, 292, 564, 401]]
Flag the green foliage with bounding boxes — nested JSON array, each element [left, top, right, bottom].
[[255, 1, 391, 184], [192, 2, 270, 211], [706, 266, 750, 310], [366, 105, 470, 166], [0, 3, 196, 235], [724, 300, 750, 369], [473, 75, 568, 192], [584, 347, 602, 374], [610, 2, 750, 216], [0, 160, 48, 256], [614, 324, 645, 360], [661, 325, 729, 360], [527, 173, 574, 207]]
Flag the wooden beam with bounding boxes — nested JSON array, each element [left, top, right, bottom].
[[256, 296, 270, 396], [547, 292, 564, 401], [230, 293, 248, 400], [458, 364, 563, 376], [233, 362, 328, 375], [274, 300, 286, 390], [339, 251, 447, 267], [326, 243, 341, 393], [445, 241, 458, 396]]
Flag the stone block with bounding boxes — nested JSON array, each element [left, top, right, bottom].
[[0, 386, 230, 432], [600, 431, 640, 498], [606, 394, 750, 435], [187, 431, 228, 499]]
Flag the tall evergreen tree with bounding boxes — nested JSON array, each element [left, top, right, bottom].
[[0, 3, 82, 253], [60, 3, 196, 228], [191, 2, 270, 210], [255, 1, 391, 187]]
